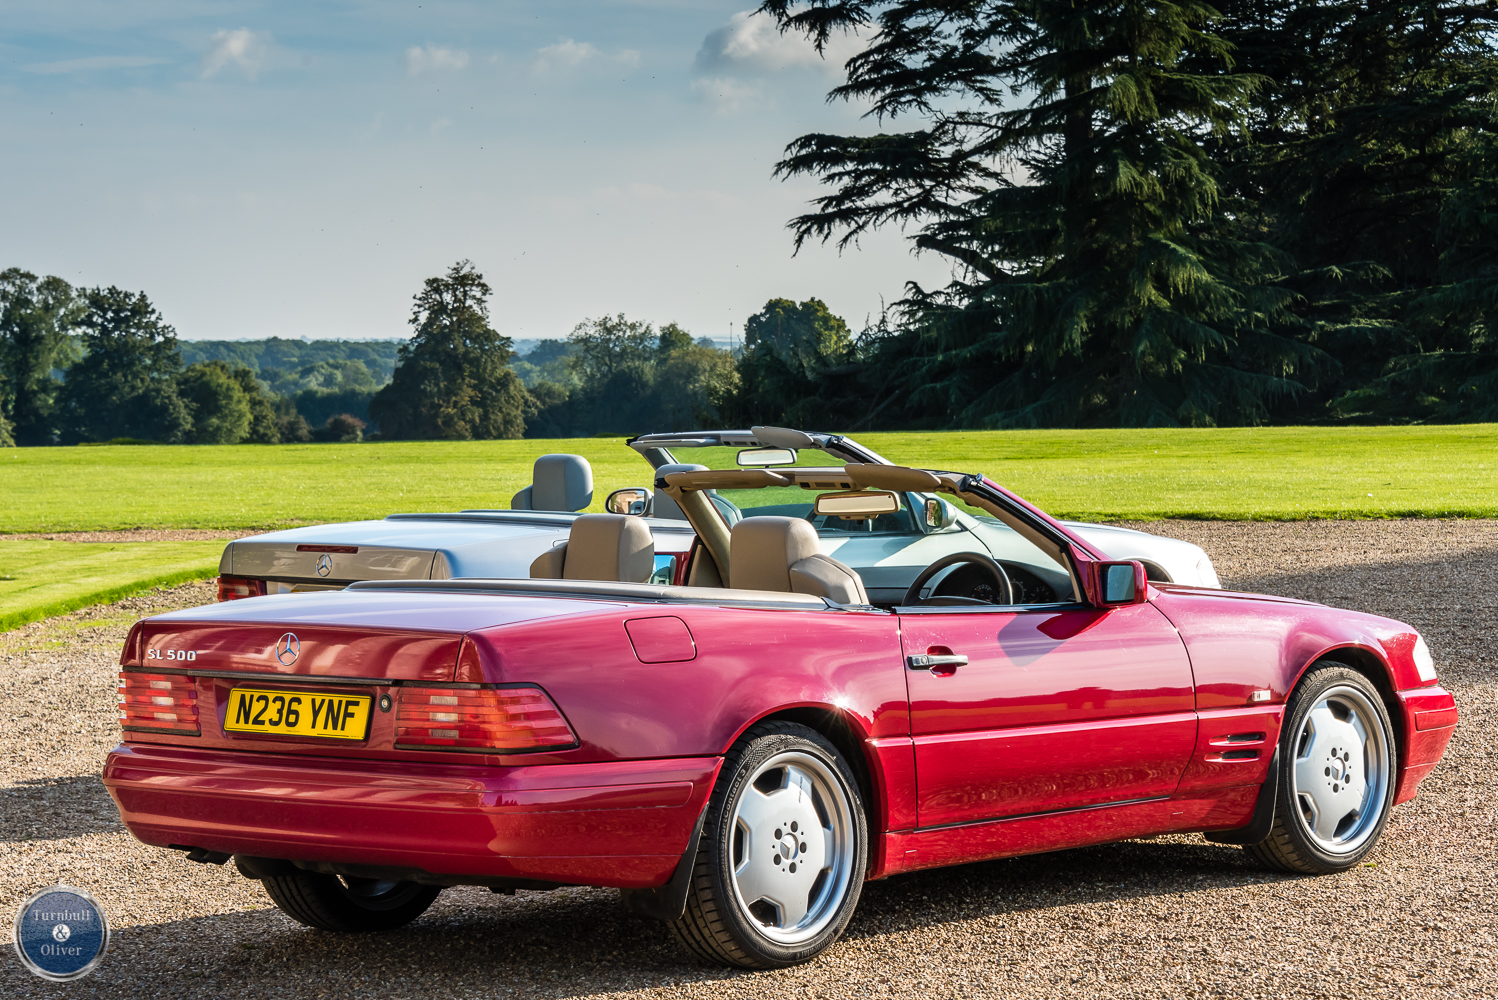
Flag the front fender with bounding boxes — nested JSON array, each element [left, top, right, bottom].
[[1151, 589, 1456, 805]]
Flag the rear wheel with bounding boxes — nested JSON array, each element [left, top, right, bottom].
[[1246, 663, 1396, 874], [261, 872, 442, 932], [671, 721, 866, 968]]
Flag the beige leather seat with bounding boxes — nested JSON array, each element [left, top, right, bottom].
[[729, 516, 869, 605], [529, 513, 654, 583], [512, 454, 593, 512]]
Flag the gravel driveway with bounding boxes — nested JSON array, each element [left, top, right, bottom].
[[2, 521, 1493, 999]]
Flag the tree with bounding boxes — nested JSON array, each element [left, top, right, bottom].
[[0, 269, 80, 445], [743, 297, 852, 370], [1207, 0, 1498, 421], [369, 261, 530, 440], [228, 365, 284, 443], [178, 360, 253, 444], [656, 326, 740, 430], [761, 0, 1320, 427], [315, 413, 366, 443], [273, 396, 313, 443], [734, 298, 855, 426], [512, 339, 581, 390], [526, 316, 739, 435], [562, 314, 660, 434], [56, 287, 191, 443]]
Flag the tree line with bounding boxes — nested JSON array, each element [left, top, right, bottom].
[[0, 270, 392, 446], [367, 261, 745, 440], [362, 261, 864, 441], [0, 258, 850, 444]]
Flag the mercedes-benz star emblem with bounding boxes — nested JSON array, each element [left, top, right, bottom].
[[275, 633, 300, 666], [315, 553, 333, 577]]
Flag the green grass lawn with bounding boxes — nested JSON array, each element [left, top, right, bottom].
[[1, 425, 1493, 533], [0, 540, 227, 631], [0, 425, 1492, 630]]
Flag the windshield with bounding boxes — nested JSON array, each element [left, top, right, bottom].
[[731, 490, 921, 535]]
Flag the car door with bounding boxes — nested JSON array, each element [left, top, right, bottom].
[[900, 600, 1197, 827]]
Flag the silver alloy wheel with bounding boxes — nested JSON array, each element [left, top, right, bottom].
[[728, 749, 857, 945], [1288, 684, 1391, 854]]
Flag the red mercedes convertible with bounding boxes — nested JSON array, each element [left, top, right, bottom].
[[104, 463, 1459, 968]]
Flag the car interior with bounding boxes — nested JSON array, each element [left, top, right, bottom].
[[530, 463, 1082, 609]]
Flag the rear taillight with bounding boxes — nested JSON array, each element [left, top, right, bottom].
[[217, 575, 267, 602], [395, 686, 576, 752], [119, 672, 200, 735]]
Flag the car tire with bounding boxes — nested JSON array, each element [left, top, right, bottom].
[[1246, 662, 1397, 874], [670, 720, 867, 968], [260, 871, 442, 932]]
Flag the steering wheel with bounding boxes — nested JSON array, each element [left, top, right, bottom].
[[902, 552, 1013, 607]]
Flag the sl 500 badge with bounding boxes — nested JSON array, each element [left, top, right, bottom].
[[12, 885, 109, 981]]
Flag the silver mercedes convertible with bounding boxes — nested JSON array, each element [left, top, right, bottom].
[[215, 426, 1219, 606]]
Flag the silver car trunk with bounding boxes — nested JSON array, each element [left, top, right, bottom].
[[220, 513, 698, 591]]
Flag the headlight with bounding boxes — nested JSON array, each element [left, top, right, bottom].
[[1412, 635, 1438, 683]]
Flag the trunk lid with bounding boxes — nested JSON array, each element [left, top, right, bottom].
[[123, 591, 623, 680]]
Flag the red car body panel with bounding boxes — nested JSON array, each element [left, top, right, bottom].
[[1148, 587, 1457, 805], [900, 603, 1197, 825], [106, 743, 718, 887], [105, 566, 1458, 891]]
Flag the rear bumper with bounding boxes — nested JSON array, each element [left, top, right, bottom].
[[103, 743, 720, 889], [1394, 687, 1459, 804]]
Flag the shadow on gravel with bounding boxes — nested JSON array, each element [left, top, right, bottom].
[[1224, 556, 1498, 619], [847, 835, 1294, 943], [6, 838, 1298, 999], [0, 774, 124, 843]]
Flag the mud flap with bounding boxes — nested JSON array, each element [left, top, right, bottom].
[[619, 805, 709, 922], [1204, 746, 1280, 846]]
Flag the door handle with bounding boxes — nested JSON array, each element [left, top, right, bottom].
[[906, 653, 968, 671]]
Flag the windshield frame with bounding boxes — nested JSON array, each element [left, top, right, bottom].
[[627, 428, 891, 469]]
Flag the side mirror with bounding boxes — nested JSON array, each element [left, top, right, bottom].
[[605, 487, 652, 516], [737, 447, 797, 467], [1096, 561, 1148, 606], [923, 497, 957, 530]]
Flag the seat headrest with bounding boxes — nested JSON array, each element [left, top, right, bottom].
[[564, 513, 654, 583], [729, 516, 820, 592], [513, 454, 593, 512], [652, 463, 708, 520]]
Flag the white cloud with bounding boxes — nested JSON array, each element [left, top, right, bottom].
[[22, 55, 166, 75], [691, 76, 764, 115], [201, 28, 270, 79], [406, 44, 469, 77], [533, 38, 640, 73], [694, 10, 863, 77]]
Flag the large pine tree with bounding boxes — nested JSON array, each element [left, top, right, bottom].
[[1210, 0, 1498, 421], [761, 0, 1326, 427]]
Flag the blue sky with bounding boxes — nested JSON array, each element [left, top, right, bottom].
[[0, 1, 950, 343]]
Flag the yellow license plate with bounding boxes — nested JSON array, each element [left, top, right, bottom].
[[224, 688, 372, 740]]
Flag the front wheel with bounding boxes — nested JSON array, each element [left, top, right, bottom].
[[671, 721, 867, 968], [261, 871, 442, 932], [1247, 663, 1396, 874]]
